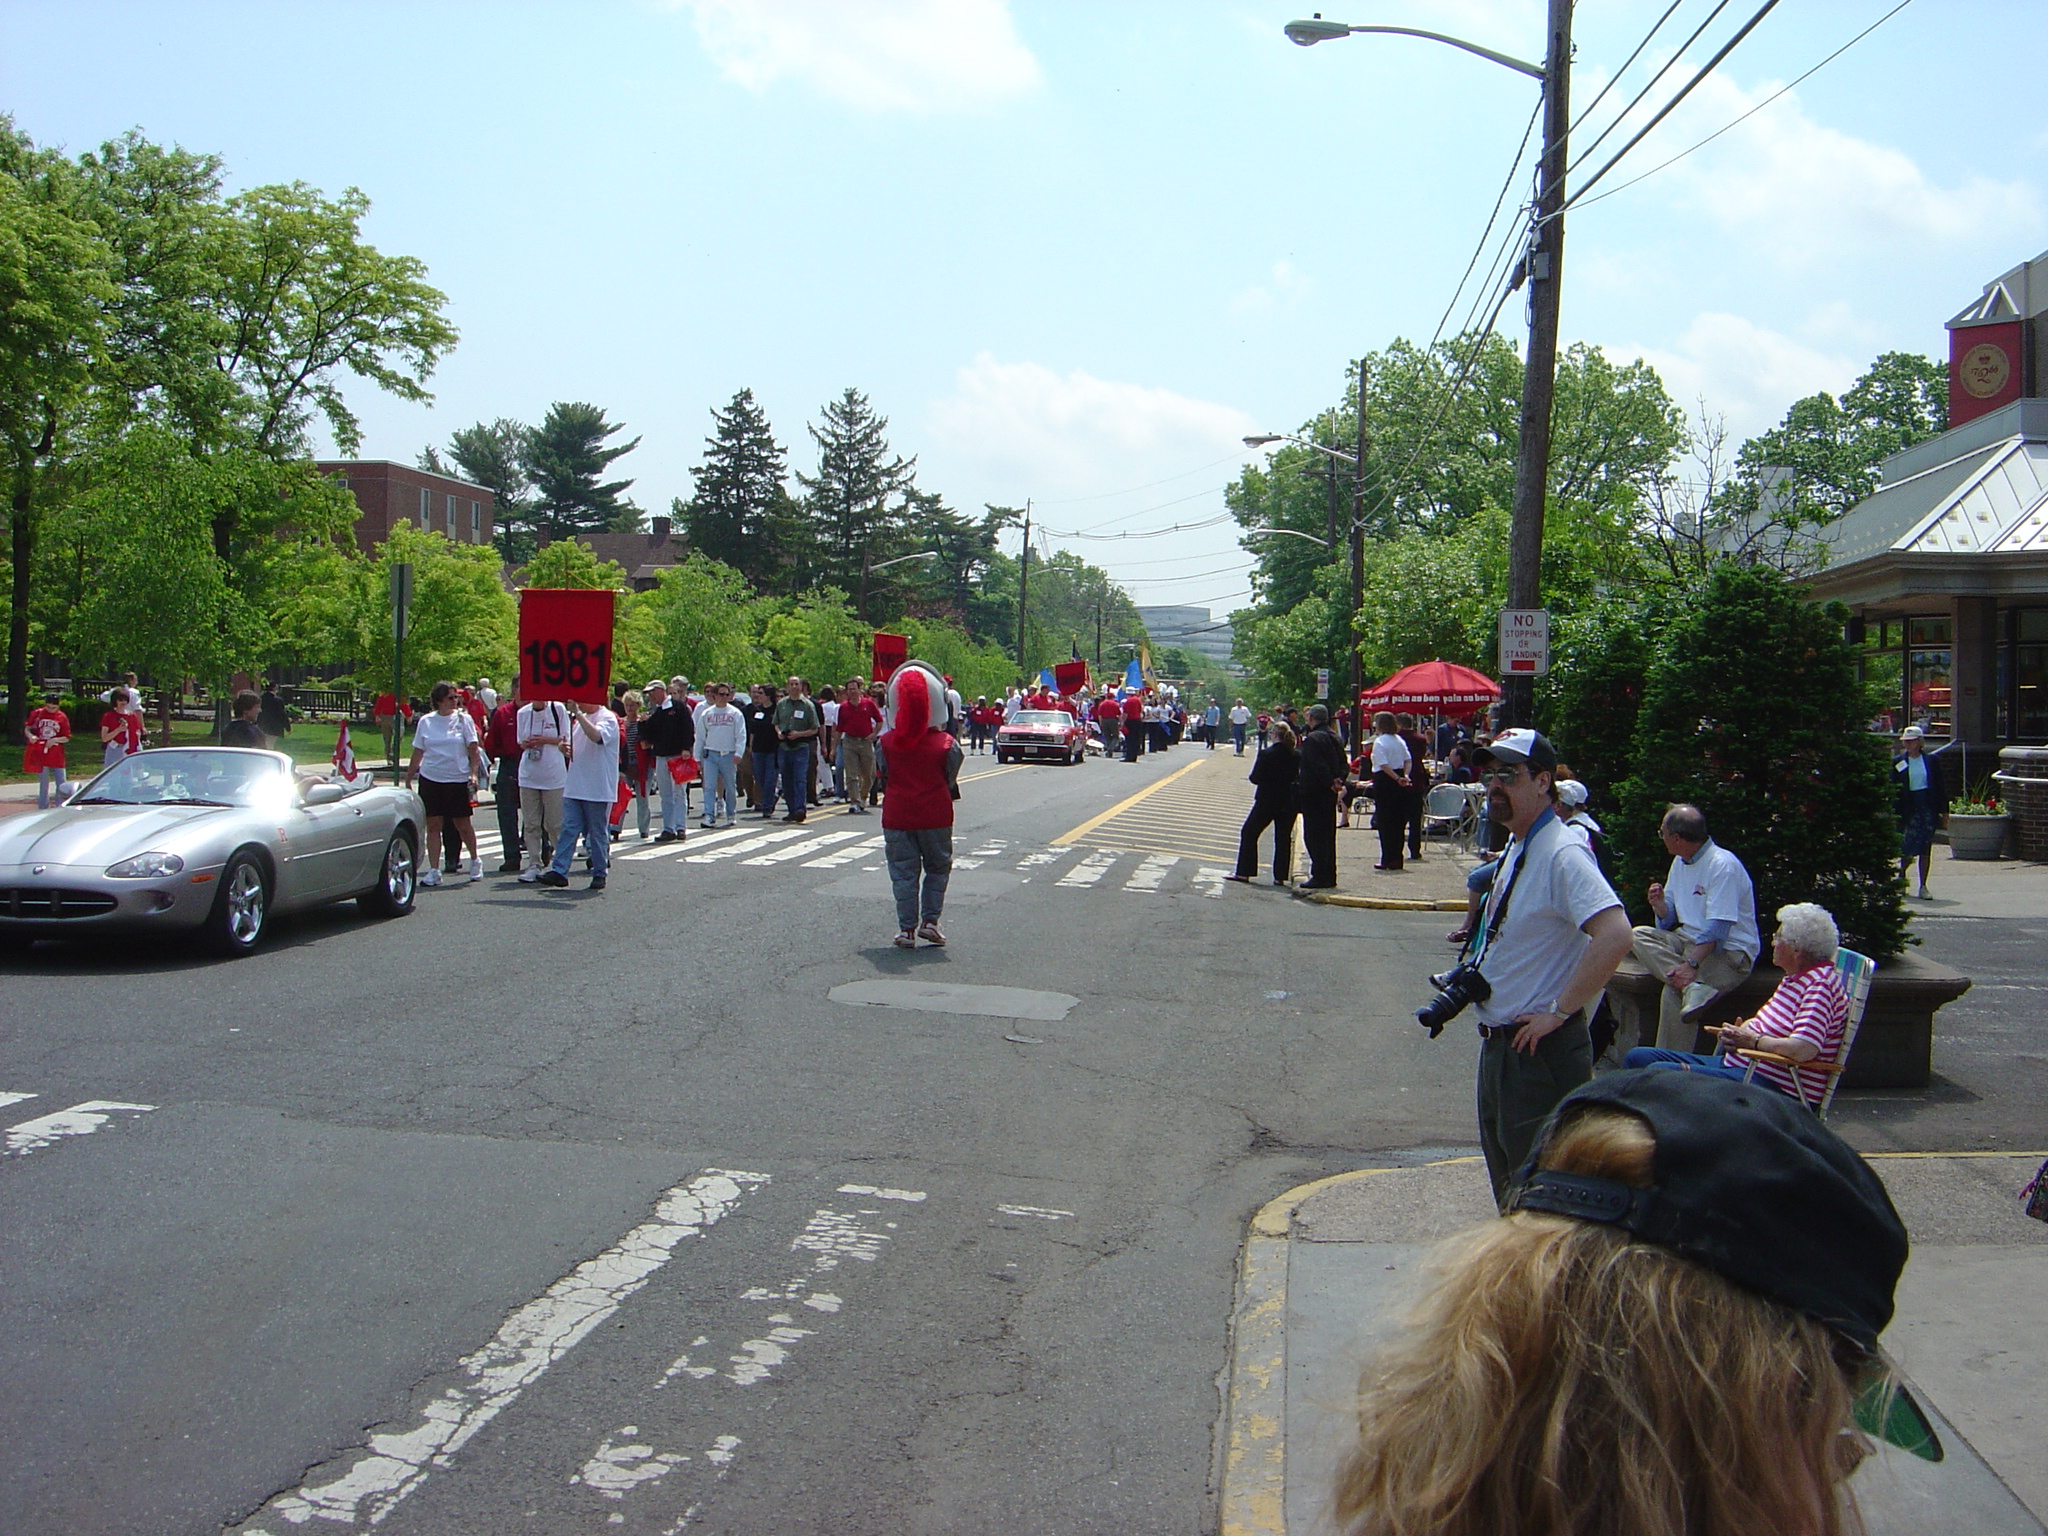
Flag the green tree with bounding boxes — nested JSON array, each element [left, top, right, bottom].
[[519, 537, 628, 592], [627, 552, 774, 687], [762, 588, 868, 686], [523, 401, 640, 540], [683, 387, 790, 584], [344, 522, 515, 703], [1613, 563, 1907, 957], [795, 387, 915, 613], [1541, 596, 1667, 802], [0, 126, 115, 743], [430, 418, 533, 561]]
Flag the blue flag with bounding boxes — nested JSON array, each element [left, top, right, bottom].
[[1038, 668, 1057, 690], [1123, 659, 1143, 690]]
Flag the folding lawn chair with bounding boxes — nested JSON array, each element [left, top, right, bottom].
[[1729, 946, 1875, 1119]]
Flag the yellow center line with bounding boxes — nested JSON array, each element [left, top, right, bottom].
[[1055, 756, 1214, 845]]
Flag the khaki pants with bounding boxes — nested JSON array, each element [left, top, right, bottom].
[[1631, 926, 1754, 1050], [842, 735, 876, 807], [519, 785, 564, 870]]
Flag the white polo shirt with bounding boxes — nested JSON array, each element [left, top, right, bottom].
[[1664, 839, 1760, 963], [1369, 732, 1411, 775], [1473, 812, 1623, 1029], [563, 707, 620, 803]]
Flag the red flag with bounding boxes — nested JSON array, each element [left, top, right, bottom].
[[333, 722, 358, 781]]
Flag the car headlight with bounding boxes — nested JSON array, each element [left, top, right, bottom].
[[106, 851, 186, 878]]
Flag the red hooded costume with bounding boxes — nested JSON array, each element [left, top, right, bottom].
[[880, 662, 957, 832]]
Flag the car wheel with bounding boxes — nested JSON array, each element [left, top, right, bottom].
[[359, 826, 419, 918], [206, 850, 271, 957]]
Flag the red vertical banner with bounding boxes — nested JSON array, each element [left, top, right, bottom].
[[1053, 660, 1088, 695], [518, 589, 616, 705], [1949, 319, 2024, 427], [872, 631, 908, 682]]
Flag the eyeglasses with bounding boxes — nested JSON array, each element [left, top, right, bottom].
[[1478, 765, 1526, 785]]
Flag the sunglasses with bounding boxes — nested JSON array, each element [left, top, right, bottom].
[[1479, 764, 1528, 785]]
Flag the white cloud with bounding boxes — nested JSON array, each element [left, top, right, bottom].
[[926, 353, 1259, 500], [1603, 67, 2038, 263], [679, 0, 1040, 114], [1611, 312, 1859, 441], [1228, 259, 1315, 316]]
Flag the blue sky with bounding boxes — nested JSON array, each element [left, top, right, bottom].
[[5, 1, 2044, 614]]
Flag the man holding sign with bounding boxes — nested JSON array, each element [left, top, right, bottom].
[[519, 588, 618, 891]]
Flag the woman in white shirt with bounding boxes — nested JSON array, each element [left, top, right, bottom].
[[401, 681, 488, 885]]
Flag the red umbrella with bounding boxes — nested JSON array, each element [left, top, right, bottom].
[[1360, 660, 1499, 717]]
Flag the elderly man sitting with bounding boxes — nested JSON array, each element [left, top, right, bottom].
[[1625, 902, 1849, 1104], [1630, 803, 1760, 1050]]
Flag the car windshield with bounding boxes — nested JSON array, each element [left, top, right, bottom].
[[1013, 712, 1072, 726], [73, 749, 288, 809]]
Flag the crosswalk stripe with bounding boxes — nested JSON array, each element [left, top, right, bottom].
[[1121, 853, 1180, 892], [1055, 848, 1123, 888], [1192, 867, 1229, 899], [742, 829, 863, 865], [802, 834, 885, 868], [682, 827, 811, 863], [618, 826, 752, 861], [0, 1091, 36, 1111], [5, 1100, 156, 1158]]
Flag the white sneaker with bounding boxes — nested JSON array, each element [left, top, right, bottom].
[[518, 868, 538, 883], [420, 868, 442, 888], [468, 857, 484, 883]]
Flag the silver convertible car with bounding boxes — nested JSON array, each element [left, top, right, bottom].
[[0, 748, 423, 956]]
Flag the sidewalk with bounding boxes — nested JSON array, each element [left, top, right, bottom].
[[1291, 827, 1478, 912], [1219, 1151, 2048, 1535]]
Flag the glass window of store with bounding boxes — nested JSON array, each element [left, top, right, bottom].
[[2003, 609, 2048, 740], [1859, 619, 1905, 733], [1906, 616, 1952, 738]]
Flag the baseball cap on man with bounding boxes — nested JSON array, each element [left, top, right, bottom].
[[1555, 779, 1590, 807], [1471, 726, 1556, 773]]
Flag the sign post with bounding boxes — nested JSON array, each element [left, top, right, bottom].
[[1314, 667, 1330, 701], [518, 588, 617, 705], [1497, 608, 1550, 677], [389, 563, 413, 771]]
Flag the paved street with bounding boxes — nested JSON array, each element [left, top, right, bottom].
[[0, 751, 2038, 1534]]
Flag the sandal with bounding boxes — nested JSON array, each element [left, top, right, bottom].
[[892, 930, 917, 949]]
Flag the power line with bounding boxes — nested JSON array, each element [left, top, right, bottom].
[[1565, 0, 1733, 179], [1567, 0, 1915, 215], [1033, 451, 1252, 507], [1561, 0, 1784, 214], [1044, 485, 1228, 537], [1054, 512, 1236, 542], [1566, 0, 1687, 137]]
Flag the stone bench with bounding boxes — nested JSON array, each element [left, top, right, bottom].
[[1602, 951, 1971, 1091]]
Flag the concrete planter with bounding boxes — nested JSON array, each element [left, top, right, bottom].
[[1946, 814, 2010, 860]]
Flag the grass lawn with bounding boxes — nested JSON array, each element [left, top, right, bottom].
[[2, 719, 405, 787]]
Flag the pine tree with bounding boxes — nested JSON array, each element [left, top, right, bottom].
[[794, 388, 915, 609], [522, 401, 639, 541], [683, 388, 789, 584], [1614, 563, 1907, 957], [435, 417, 534, 561]]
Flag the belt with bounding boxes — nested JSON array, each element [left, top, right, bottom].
[[1477, 1009, 1585, 1041]]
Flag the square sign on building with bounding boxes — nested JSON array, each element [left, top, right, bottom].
[[1498, 609, 1549, 676]]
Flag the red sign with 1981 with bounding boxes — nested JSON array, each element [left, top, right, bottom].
[[518, 588, 616, 705]]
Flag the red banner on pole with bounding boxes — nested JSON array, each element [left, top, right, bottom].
[[518, 588, 616, 705], [1053, 660, 1088, 696], [872, 631, 908, 682]]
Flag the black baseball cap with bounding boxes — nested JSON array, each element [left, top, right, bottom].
[[1471, 726, 1557, 773], [1509, 1070, 1938, 1458]]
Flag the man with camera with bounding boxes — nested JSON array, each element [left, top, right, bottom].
[[1424, 729, 1632, 1204]]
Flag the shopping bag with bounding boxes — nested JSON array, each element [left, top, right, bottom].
[[668, 753, 700, 786], [611, 779, 634, 822]]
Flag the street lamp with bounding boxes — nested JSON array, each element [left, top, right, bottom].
[[857, 549, 938, 622], [1283, 5, 1572, 728]]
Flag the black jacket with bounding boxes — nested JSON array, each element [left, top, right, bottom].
[[638, 698, 695, 757], [1295, 727, 1346, 804], [1893, 749, 1946, 816], [1248, 741, 1298, 809]]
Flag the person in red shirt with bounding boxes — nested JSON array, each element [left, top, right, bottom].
[[836, 674, 883, 813], [100, 688, 146, 767], [485, 682, 524, 871], [25, 691, 72, 807], [1092, 692, 1122, 757], [880, 661, 960, 948], [1121, 690, 1145, 763]]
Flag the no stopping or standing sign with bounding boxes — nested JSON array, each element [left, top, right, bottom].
[[519, 588, 616, 705], [1498, 609, 1550, 676]]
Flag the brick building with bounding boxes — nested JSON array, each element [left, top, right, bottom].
[[548, 516, 687, 591], [319, 460, 496, 555]]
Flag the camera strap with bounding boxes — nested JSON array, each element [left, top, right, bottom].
[[1470, 810, 1554, 971]]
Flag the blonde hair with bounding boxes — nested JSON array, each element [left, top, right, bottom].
[[1333, 1110, 1873, 1536]]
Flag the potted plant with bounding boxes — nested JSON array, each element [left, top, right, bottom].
[[1947, 782, 2010, 861]]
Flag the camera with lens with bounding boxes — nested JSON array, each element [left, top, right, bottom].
[[1416, 962, 1491, 1038]]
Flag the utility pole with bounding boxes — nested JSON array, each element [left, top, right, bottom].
[[1094, 601, 1103, 669], [1015, 499, 1032, 674], [1500, 0, 1572, 730], [1349, 358, 1369, 736]]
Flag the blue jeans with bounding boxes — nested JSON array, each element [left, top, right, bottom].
[[1624, 1047, 1748, 1082], [551, 797, 610, 879], [654, 757, 686, 833], [774, 744, 809, 816], [885, 826, 952, 930], [1232, 724, 1246, 754], [701, 750, 737, 822]]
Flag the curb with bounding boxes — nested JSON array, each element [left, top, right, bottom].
[[1298, 890, 1467, 912], [1216, 1157, 1483, 1536]]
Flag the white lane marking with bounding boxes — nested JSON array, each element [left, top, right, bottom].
[[726, 1317, 815, 1386], [619, 826, 751, 862], [952, 858, 985, 869], [802, 834, 885, 868], [705, 1434, 741, 1465], [1193, 866, 1229, 899], [1055, 848, 1123, 887], [828, 979, 1078, 1021], [790, 1206, 899, 1269], [996, 1203, 1075, 1221], [251, 1170, 767, 1531], [681, 827, 810, 863], [573, 1426, 685, 1500], [5, 1100, 155, 1158], [1121, 852, 1180, 892], [656, 1337, 717, 1388], [0, 1091, 38, 1111], [966, 840, 1010, 857], [1016, 846, 1069, 871], [837, 1183, 927, 1202], [741, 829, 861, 865]]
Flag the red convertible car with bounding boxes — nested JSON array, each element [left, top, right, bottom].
[[994, 710, 1087, 765]]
